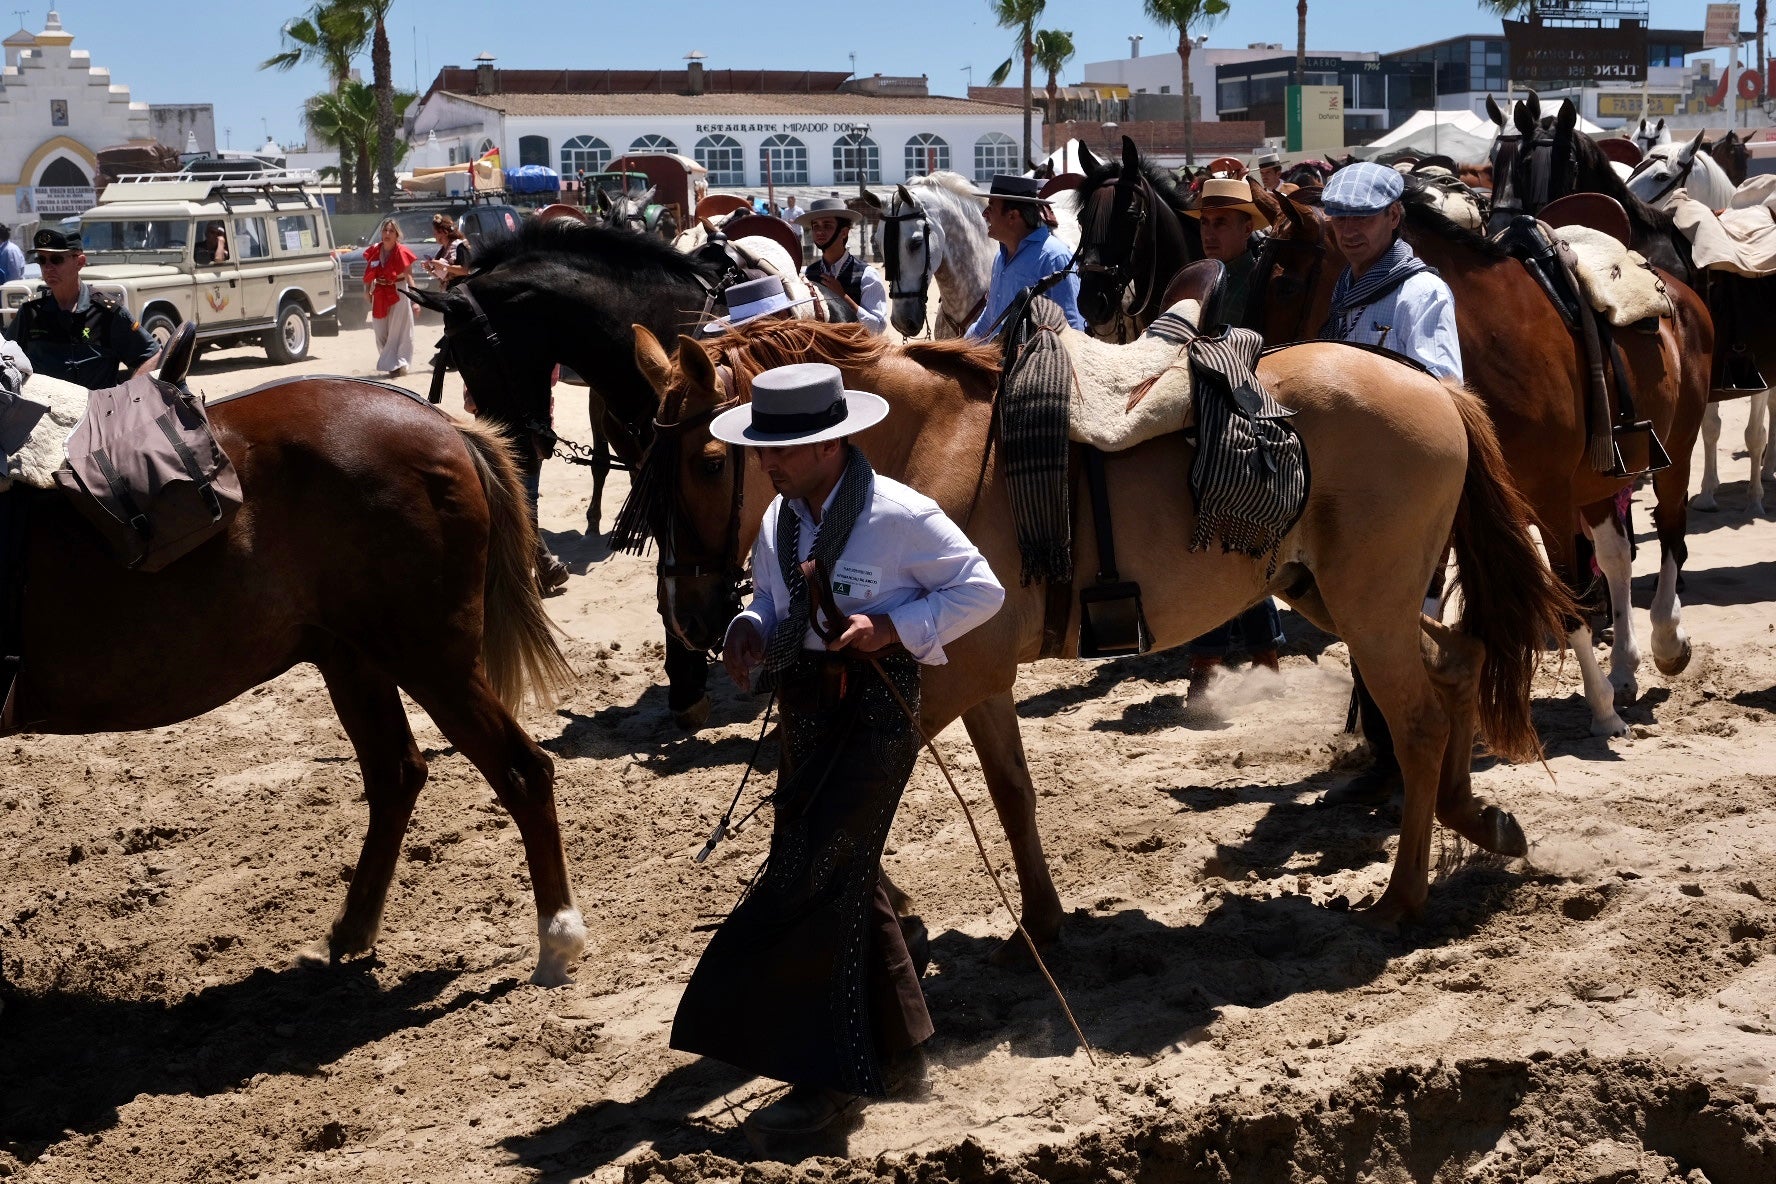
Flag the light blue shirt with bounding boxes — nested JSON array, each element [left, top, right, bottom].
[[1322, 271, 1464, 382], [0, 240, 24, 284], [729, 469, 1005, 665], [965, 223, 1084, 340]]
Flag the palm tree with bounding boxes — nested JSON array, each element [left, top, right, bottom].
[[308, 81, 415, 205], [364, 0, 398, 207], [987, 0, 1046, 170], [1033, 29, 1076, 155], [260, 1, 369, 209], [1142, 0, 1229, 168]]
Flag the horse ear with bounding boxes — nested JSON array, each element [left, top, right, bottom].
[[895, 183, 916, 210], [1121, 135, 1140, 175], [406, 285, 453, 314], [1513, 97, 1537, 139], [1656, 118, 1666, 134], [675, 333, 720, 398], [1485, 94, 1505, 128], [1077, 140, 1101, 175], [633, 326, 673, 399], [1682, 130, 1705, 160], [1556, 99, 1577, 134], [859, 188, 882, 210]]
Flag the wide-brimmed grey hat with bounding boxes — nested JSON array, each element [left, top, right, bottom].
[[699, 275, 813, 335], [710, 362, 889, 447], [795, 196, 861, 226], [976, 174, 1051, 205]]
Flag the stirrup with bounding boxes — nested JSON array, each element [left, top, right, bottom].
[[1721, 344, 1768, 392], [1608, 420, 1672, 480]]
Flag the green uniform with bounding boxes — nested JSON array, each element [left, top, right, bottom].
[[3, 282, 158, 389]]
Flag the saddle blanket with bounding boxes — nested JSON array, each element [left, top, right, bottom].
[[1061, 299, 1202, 452], [1668, 190, 1776, 279], [1555, 224, 1675, 325], [0, 373, 87, 492]]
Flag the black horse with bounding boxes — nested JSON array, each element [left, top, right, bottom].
[[1072, 136, 1202, 339]]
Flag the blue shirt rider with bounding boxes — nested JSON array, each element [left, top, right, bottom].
[[965, 175, 1084, 340]]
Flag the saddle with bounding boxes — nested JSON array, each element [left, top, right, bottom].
[[720, 214, 803, 265], [1159, 258, 1228, 330], [1492, 201, 1671, 478]]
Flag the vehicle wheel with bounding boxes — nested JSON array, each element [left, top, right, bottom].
[[141, 311, 179, 353], [266, 301, 311, 364]]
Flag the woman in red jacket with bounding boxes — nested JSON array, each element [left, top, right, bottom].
[[363, 219, 417, 377]]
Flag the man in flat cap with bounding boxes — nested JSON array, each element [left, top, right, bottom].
[[673, 362, 1004, 1147], [1316, 161, 1462, 810], [3, 227, 159, 388], [797, 197, 889, 334], [966, 175, 1084, 339]]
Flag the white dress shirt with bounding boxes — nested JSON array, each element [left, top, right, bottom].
[[728, 469, 1004, 665]]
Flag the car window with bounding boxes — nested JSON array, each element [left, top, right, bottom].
[[459, 212, 482, 238], [81, 220, 189, 252], [233, 217, 270, 260], [275, 214, 319, 251]]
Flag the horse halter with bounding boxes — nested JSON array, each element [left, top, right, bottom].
[[1495, 121, 1576, 219], [881, 195, 936, 314], [1079, 171, 1164, 334], [1625, 148, 1696, 207]]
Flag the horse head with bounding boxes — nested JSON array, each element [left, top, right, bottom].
[[1626, 130, 1705, 207], [1249, 194, 1333, 344], [884, 183, 940, 337], [1712, 128, 1751, 187], [410, 280, 555, 430], [1074, 136, 1159, 333], [624, 325, 753, 652]]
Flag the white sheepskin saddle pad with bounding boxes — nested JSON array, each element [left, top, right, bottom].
[[1424, 185, 1483, 231], [729, 236, 821, 320], [1554, 225, 1675, 327], [1061, 299, 1201, 452], [1, 372, 88, 492]]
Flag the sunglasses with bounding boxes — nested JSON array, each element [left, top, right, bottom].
[[36, 253, 72, 265]]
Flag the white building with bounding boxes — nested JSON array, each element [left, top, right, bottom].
[[0, 10, 153, 222], [1080, 43, 1360, 121], [408, 68, 1035, 190]]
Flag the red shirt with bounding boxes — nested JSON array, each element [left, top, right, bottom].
[[363, 242, 417, 318]]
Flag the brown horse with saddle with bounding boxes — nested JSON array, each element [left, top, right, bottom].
[[1, 336, 586, 987]]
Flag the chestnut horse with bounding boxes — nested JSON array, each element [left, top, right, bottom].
[[623, 318, 1575, 947], [1254, 188, 1711, 736], [7, 379, 586, 986]]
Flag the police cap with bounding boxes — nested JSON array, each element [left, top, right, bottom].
[[31, 226, 81, 255]]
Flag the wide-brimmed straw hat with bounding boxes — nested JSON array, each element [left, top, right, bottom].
[[795, 196, 861, 226], [1186, 177, 1272, 230], [710, 362, 889, 447], [699, 275, 813, 336]]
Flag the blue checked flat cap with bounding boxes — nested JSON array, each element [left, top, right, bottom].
[[1322, 162, 1405, 217]]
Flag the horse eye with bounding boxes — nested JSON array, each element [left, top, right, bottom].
[[700, 455, 725, 477]]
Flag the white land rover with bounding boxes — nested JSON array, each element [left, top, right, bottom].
[[0, 169, 342, 364]]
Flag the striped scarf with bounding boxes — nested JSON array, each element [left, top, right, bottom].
[[1322, 237, 1430, 342], [996, 294, 1074, 586], [754, 445, 875, 692]]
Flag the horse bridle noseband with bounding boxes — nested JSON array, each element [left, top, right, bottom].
[[1625, 148, 1696, 206], [1079, 171, 1166, 336]]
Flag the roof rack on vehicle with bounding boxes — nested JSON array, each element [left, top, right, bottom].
[[99, 169, 323, 209]]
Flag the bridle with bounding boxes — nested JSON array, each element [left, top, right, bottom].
[[1078, 169, 1170, 341], [1491, 119, 1576, 221], [881, 191, 938, 334], [1625, 146, 1697, 207], [1247, 214, 1328, 344]]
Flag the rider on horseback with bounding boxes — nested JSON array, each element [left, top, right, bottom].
[[1317, 162, 1464, 808], [966, 175, 1084, 339]]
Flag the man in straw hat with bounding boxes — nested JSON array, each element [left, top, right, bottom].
[[1315, 161, 1462, 810], [1253, 150, 1283, 191], [672, 363, 1004, 1144], [965, 174, 1084, 339], [797, 197, 889, 334], [1180, 176, 1286, 691]]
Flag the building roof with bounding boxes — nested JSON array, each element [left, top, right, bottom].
[[422, 67, 854, 105], [443, 91, 1020, 118]]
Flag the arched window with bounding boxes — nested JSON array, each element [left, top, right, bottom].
[[39, 157, 90, 187], [694, 133, 745, 186], [560, 135, 611, 177], [832, 132, 880, 184], [973, 132, 1019, 183], [478, 138, 497, 157], [903, 133, 950, 179], [760, 134, 808, 186], [628, 134, 678, 156], [518, 135, 550, 168]]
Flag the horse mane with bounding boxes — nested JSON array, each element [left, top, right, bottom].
[[1400, 183, 1510, 259], [1078, 149, 1189, 214], [694, 319, 1001, 397], [911, 169, 984, 203], [470, 215, 720, 284], [1564, 125, 1682, 240]]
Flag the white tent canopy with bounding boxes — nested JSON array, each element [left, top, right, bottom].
[[1362, 105, 1608, 164]]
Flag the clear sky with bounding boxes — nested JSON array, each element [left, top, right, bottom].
[[41, 1, 1746, 151]]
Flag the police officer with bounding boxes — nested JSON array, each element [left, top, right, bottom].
[[3, 227, 159, 388]]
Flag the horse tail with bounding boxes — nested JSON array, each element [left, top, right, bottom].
[[1445, 383, 1581, 763], [456, 419, 575, 710]]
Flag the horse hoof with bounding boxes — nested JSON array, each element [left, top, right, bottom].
[[292, 942, 332, 970], [1610, 678, 1639, 706], [673, 696, 712, 732], [1654, 637, 1693, 677], [1591, 712, 1629, 738], [1353, 893, 1414, 932], [1480, 806, 1529, 858], [1689, 494, 1718, 512], [989, 928, 1057, 969]]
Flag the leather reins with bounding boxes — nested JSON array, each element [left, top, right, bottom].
[[1078, 171, 1167, 340]]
